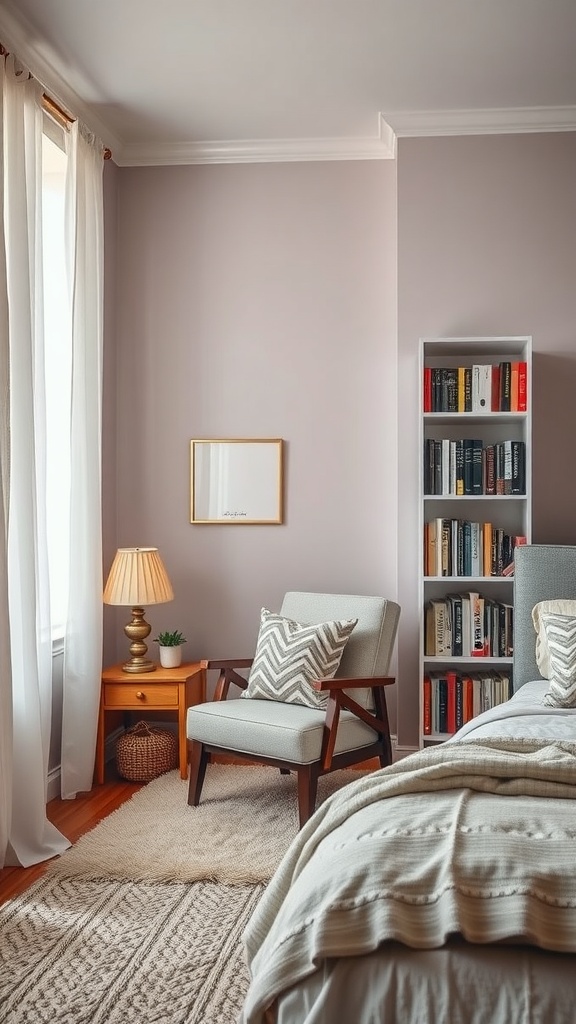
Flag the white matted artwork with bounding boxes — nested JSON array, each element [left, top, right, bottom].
[[190, 438, 284, 524]]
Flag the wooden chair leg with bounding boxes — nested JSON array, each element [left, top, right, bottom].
[[188, 742, 210, 806], [297, 766, 319, 828], [375, 689, 393, 768]]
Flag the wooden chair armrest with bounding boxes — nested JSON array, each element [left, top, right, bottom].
[[317, 680, 394, 772], [205, 659, 254, 670], [205, 659, 253, 700], [312, 675, 395, 691]]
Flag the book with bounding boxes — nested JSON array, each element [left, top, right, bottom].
[[484, 444, 496, 495], [434, 440, 442, 495], [457, 366, 466, 413], [499, 361, 511, 411], [423, 675, 432, 734], [455, 439, 465, 495], [472, 364, 492, 413], [471, 592, 486, 656], [463, 439, 474, 495], [462, 520, 472, 576], [517, 362, 527, 412], [446, 670, 457, 734], [491, 364, 501, 412], [482, 522, 492, 576], [462, 676, 474, 722], [441, 518, 451, 576], [446, 593, 463, 656], [464, 367, 472, 412], [510, 440, 525, 494], [455, 675, 464, 730], [503, 439, 513, 494], [437, 675, 448, 733], [445, 369, 458, 412], [470, 521, 481, 577], [423, 367, 432, 412], [510, 362, 519, 411], [471, 439, 483, 495], [430, 598, 450, 655], [424, 438, 435, 494], [441, 438, 451, 495], [459, 592, 472, 656]]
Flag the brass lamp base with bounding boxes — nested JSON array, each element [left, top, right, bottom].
[[122, 606, 157, 673]]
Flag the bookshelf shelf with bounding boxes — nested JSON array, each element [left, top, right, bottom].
[[419, 336, 532, 747]]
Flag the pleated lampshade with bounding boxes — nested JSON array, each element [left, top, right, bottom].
[[103, 547, 174, 673], [103, 547, 174, 606]]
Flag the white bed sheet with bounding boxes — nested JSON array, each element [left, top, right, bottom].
[[450, 679, 576, 743]]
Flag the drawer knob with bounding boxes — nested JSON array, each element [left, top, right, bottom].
[[136, 691, 145, 699]]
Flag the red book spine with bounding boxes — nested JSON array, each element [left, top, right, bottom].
[[510, 362, 519, 412], [423, 367, 432, 412], [517, 362, 527, 412], [423, 675, 432, 734]]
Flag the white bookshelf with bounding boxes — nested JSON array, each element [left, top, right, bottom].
[[418, 336, 532, 746]]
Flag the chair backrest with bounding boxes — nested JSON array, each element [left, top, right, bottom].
[[280, 592, 400, 707]]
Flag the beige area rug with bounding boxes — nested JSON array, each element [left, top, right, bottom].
[[48, 764, 364, 885], [0, 872, 264, 1023]]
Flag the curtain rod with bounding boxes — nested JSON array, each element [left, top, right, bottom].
[[0, 43, 112, 160]]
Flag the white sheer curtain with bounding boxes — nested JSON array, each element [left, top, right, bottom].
[[60, 120, 104, 799], [1, 55, 69, 866], [0, 58, 11, 863]]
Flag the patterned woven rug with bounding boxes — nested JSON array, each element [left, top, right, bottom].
[[0, 766, 365, 1022], [0, 873, 264, 1023], [47, 763, 363, 885]]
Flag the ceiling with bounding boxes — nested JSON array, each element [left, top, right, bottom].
[[2, 0, 576, 166]]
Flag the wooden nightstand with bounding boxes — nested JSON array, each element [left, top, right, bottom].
[[96, 661, 207, 784]]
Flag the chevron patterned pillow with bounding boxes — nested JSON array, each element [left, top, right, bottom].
[[541, 612, 576, 708], [242, 608, 358, 709]]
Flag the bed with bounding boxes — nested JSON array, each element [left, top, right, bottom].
[[240, 544, 576, 1024]]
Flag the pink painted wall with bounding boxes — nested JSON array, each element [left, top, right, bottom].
[[105, 161, 399, 712], [397, 132, 576, 746]]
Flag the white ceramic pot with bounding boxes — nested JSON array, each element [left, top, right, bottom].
[[159, 645, 182, 669]]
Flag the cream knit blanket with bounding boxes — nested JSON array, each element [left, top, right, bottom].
[[241, 738, 576, 1024]]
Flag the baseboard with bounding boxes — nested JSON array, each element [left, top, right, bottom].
[[46, 726, 125, 801]]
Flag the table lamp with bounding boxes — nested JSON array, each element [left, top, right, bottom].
[[103, 547, 174, 673]]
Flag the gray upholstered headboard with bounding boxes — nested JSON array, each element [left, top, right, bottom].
[[513, 544, 576, 690]]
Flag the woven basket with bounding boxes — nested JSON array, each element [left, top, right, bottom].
[[116, 721, 178, 782]]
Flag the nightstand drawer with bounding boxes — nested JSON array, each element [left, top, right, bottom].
[[103, 683, 179, 707]]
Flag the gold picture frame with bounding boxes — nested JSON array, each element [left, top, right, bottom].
[[190, 438, 284, 524]]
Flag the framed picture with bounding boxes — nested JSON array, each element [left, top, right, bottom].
[[190, 438, 284, 524]]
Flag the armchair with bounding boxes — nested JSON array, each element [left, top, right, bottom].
[[186, 592, 400, 827]]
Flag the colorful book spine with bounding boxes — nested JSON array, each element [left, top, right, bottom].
[[517, 362, 527, 412]]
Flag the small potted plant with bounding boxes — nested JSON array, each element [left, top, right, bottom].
[[154, 629, 187, 668]]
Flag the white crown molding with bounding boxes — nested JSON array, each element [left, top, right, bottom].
[[0, 6, 123, 156], [3, 1, 574, 167], [384, 106, 576, 137], [115, 115, 396, 166]]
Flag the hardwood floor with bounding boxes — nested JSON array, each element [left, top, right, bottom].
[[0, 773, 143, 905]]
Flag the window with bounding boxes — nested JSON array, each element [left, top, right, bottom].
[[42, 120, 71, 638]]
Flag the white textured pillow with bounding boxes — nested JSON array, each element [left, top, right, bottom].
[[532, 599, 576, 679], [541, 612, 576, 708], [242, 608, 357, 709]]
